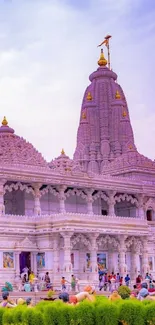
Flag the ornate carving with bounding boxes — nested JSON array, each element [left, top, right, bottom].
[[71, 234, 91, 250], [65, 188, 87, 200], [15, 237, 37, 249], [97, 235, 119, 249], [40, 185, 59, 198], [125, 236, 143, 253], [92, 190, 109, 202], [4, 182, 35, 196], [0, 132, 47, 167], [144, 198, 155, 211], [115, 194, 138, 206]]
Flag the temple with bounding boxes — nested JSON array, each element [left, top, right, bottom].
[[0, 48, 155, 288]]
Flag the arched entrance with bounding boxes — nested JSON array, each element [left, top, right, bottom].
[[20, 251, 31, 274]]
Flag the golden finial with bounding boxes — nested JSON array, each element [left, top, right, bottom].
[[98, 49, 107, 66], [61, 148, 65, 155], [82, 111, 86, 119], [2, 116, 8, 126], [115, 90, 121, 99], [86, 92, 92, 101], [122, 110, 127, 117]]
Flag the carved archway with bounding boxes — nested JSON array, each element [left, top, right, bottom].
[[97, 235, 119, 250], [71, 234, 91, 250]]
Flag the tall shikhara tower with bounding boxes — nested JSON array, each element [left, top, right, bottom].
[[74, 49, 136, 174]]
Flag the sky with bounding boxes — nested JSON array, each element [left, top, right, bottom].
[[0, 0, 155, 162]]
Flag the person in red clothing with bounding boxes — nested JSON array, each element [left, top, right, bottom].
[[119, 276, 123, 286]]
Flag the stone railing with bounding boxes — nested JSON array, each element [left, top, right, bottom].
[[0, 212, 148, 225]]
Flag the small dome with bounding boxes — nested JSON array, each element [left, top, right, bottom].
[[0, 117, 47, 167], [48, 149, 79, 172]]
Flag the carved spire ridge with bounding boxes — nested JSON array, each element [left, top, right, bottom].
[[98, 49, 107, 67], [2, 116, 8, 126], [86, 92, 92, 101], [115, 90, 121, 99]]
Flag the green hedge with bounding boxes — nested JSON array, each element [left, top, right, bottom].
[[1, 299, 155, 325]]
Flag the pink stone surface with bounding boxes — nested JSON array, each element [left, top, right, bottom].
[[0, 123, 47, 167]]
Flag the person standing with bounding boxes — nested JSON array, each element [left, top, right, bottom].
[[125, 274, 130, 287], [71, 275, 76, 292]]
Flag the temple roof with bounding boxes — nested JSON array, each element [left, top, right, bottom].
[[0, 117, 47, 168], [48, 149, 81, 173]]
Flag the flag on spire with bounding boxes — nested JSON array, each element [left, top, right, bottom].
[[97, 35, 112, 48]]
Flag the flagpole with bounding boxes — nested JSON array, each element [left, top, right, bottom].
[[105, 37, 111, 69]]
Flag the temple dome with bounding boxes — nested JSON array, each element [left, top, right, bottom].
[[48, 149, 81, 173], [0, 117, 47, 167]]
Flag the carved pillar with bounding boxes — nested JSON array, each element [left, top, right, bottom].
[[90, 233, 99, 282], [31, 252, 37, 276], [86, 189, 94, 215], [107, 191, 116, 216], [119, 236, 127, 278], [108, 251, 114, 273], [15, 252, 21, 278], [142, 237, 149, 278], [131, 249, 138, 280], [61, 232, 73, 281], [59, 185, 66, 213], [33, 183, 42, 216], [137, 194, 145, 219], [53, 234, 60, 282], [0, 179, 6, 216]]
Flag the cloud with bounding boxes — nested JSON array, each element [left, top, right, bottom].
[[0, 0, 155, 162]]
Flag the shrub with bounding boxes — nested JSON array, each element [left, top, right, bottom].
[[2, 309, 14, 325], [0, 308, 5, 325], [118, 286, 131, 299], [12, 306, 26, 324], [119, 300, 145, 325], [145, 302, 155, 325], [44, 302, 62, 325], [96, 300, 118, 325], [75, 301, 95, 325], [22, 308, 39, 325]]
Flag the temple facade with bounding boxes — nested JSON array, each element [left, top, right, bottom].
[[0, 49, 155, 287]]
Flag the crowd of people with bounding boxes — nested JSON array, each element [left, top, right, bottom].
[[1, 266, 155, 308]]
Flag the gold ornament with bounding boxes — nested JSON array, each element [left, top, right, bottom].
[[86, 92, 92, 101], [82, 112, 86, 119], [98, 49, 107, 66], [61, 149, 65, 155], [115, 90, 121, 99], [2, 116, 8, 126]]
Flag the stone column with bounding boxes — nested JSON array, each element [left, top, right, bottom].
[[33, 183, 42, 216], [59, 185, 66, 213], [15, 251, 21, 279], [119, 236, 127, 278], [107, 191, 116, 216], [31, 252, 37, 276], [108, 251, 114, 273], [86, 189, 94, 215], [90, 234, 99, 283], [61, 232, 73, 282], [53, 234, 60, 283], [131, 250, 138, 280], [0, 179, 6, 216], [137, 194, 145, 219], [142, 237, 149, 278]]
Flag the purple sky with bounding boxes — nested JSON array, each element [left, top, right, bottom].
[[0, 0, 155, 162]]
